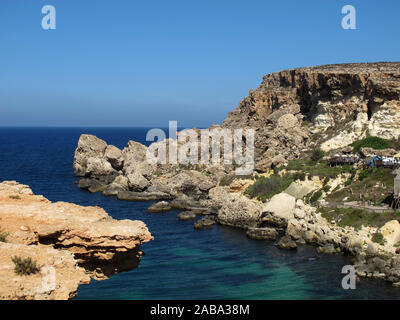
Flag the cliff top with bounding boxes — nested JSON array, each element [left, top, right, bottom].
[[274, 62, 400, 74]]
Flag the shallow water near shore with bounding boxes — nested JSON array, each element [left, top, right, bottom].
[[1, 127, 399, 299]]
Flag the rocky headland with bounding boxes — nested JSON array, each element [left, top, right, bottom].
[[0, 181, 153, 299], [73, 62, 400, 285]]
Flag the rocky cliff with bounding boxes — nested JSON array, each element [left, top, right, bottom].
[[223, 62, 400, 169], [72, 63, 400, 227], [71, 62, 400, 286], [0, 181, 153, 300]]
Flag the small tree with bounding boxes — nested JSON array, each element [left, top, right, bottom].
[[311, 148, 325, 162]]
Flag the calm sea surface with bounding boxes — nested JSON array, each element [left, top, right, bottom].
[[0, 127, 399, 299]]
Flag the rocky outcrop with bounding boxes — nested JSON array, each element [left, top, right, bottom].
[[279, 197, 400, 284], [223, 62, 400, 162], [359, 147, 398, 157], [262, 193, 296, 220], [277, 235, 298, 250], [0, 181, 153, 300], [284, 180, 320, 199], [208, 187, 262, 229], [70, 62, 400, 287], [0, 242, 90, 300]]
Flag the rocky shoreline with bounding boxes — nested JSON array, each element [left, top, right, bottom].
[[0, 181, 153, 299], [72, 62, 400, 287], [73, 133, 400, 286]]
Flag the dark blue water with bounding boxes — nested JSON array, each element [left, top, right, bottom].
[[0, 127, 399, 299]]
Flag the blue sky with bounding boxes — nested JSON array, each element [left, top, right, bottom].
[[0, 0, 399, 127]]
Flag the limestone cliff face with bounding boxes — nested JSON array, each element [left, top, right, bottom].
[[222, 63, 400, 167], [0, 181, 153, 300]]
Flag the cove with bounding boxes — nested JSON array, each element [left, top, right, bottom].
[[0, 127, 400, 300]]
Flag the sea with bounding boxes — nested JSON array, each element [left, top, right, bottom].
[[0, 127, 399, 300]]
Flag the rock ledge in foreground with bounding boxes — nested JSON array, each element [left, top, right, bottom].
[[0, 180, 153, 300]]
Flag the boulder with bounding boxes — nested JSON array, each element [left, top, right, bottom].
[[102, 175, 129, 196], [262, 193, 296, 220], [380, 220, 400, 246], [77, 178, 91, 190], [86, 157, 117, 177], [277, 235, 298, 250], [104, 145, 124, 170], [127, 172, 150, 191], [294, 208, 306, 220], [317, 244, 337, 255], [87, 179, 108, 193], [166, 171, 216, 197], [73, 134, 108, 177], [246, 227, 279, 241], [194, 217, 216, 230], [170, 194, 200, 210], [285, 181, 319, 199], [122, 141, 148, 175], [146, 201, 172, 213], [177, 211, 197, 221], [209, 187, 262, 229]]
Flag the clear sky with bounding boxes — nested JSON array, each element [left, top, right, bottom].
[[0, 0, 399, 127]]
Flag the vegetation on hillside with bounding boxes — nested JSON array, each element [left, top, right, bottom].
[[350, 136, 390, 152], [318, 207, 400, 230], [311, 148, 325, 161], [220, 173, 255, 186], [244, 174, 295, 201], [284, 159, 355, 179], [326, 167, 393, 203]]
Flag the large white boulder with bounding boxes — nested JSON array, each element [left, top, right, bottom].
[[380, 220, 400, 246], [262, 192, 296, 220]]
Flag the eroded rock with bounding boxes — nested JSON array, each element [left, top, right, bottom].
[[0, 181, 153, 300]]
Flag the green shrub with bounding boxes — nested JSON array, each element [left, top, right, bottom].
[[344, 178, 353, 186], [0, 228, 8, 242], [309, 190, 323, 203], [322, 185, 331, 192], [245, 174, 294, 201], [358, 169, 371, 181], [285, 159, 353, 180], [351, 136, 390, 152], [9, 195, 21, 200], [372, 232, 386, 246], [219, 174, 254, 186], [11, 256, 39, 276], [292, 171, 306, 181], [311, 148, 325, 161]]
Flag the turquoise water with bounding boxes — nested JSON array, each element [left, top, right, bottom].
[[1, 127, 399, 299]]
